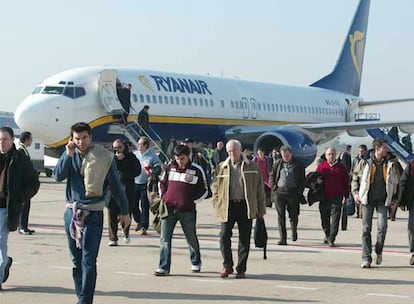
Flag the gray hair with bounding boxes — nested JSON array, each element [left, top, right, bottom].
[[226, 139, 242, 150], [279, 145, 292, 153]]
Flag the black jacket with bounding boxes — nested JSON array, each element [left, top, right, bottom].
[[270, 157, 305, 203], [1, 145, 39, 230], [400, 161, 414, 210]]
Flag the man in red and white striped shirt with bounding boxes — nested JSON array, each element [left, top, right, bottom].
[[154, 144, 208, 276]]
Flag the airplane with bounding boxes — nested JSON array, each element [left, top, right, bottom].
[[14, 0, 414, 167]]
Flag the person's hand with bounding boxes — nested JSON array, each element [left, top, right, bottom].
[[353, 193, 361, 204], [119, 214, 131, 228], [343, 197, 349, 206], [66, 140, 76, 157]]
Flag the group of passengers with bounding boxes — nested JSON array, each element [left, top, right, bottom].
[[2, 122, 414, 304]]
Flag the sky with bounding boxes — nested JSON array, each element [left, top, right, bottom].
[[1, 0, 413, 113]]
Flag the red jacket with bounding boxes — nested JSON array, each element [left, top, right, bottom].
[[316, 160, 349, 200], [160, 161, 208, 212]]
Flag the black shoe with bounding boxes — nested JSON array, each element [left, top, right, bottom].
[[2, 257, 12, 283], [278, 240, 287, 245], [19, 229, 34, 235]]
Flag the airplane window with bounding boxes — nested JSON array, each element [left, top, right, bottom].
[[58, 81, 66, 85], [205, 98, 209, 107], [200, 98, 204, 107], [271, 104, 275, 111], [175, 97, 179, 105], [287, 105, 291, 112], [210, 99, 214, 107], [42, 86, 64, 94], [170, 96, 174, 105], [146, 95, 151, 103], [257, 103, 261, 111], [275, 104, 279, 111], [140, 94, 145, 103], [158, 96, 163, 104], [32, 86, 43, 94], [181, 97, 186, 105], [152, 95, 157, 104], [164, 96, 168, 104], [63, 87, 75, 98], [235, 101, 238, 109], [304, 106, 307, 113], [74, 87, 86, 98], [194, 98, 198, 106], [239, 102, 243, 110], [133, 94, 138, 103], [220, 100, 224, 108], [188, 97, 192, 106], [300, 105, 303, 113]]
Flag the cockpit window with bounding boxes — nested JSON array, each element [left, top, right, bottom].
[[32, 86, 43, 94], [63, 86, 86, 99], [75, 87, 86, 98], [42, 86, 64, 94]]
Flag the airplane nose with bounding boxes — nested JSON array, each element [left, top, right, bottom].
[[15, 96, 50, 138]]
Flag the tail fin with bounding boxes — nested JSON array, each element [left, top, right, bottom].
[[310, 0, 370, 96]]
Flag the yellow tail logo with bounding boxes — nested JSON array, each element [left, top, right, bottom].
[[349, 31, 365, 79]]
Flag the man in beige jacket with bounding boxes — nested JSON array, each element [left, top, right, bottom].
[[212, 139, 266, 279]]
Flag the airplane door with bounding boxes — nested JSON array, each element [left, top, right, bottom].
[[250, 98, 258, 119], [98, 69, 124, 114], [242, 97, 249, 119]]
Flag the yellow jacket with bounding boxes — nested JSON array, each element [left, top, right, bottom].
[[212, 154, 266, 222]]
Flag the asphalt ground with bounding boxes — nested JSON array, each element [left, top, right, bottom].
[[1, 175, 413, 304]]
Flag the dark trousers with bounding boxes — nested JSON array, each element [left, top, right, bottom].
[[108, 181, 135, 240], [132, 183, 149, 229], [275, 193, 300, 241], [219, 200, 252, 273], [319, 196, 343, 242], [19, 199, 31, 230]]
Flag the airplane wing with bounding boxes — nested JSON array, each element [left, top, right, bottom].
[[359, 98, 414, 107], [299, 120, 414, 133]]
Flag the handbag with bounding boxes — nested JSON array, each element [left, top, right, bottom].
[[254, 217, 268, 259]]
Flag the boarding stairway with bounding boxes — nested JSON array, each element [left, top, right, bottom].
[[108, 122, 169, 162], [354, 113, 414, 163], [366, 127, 414, 163]]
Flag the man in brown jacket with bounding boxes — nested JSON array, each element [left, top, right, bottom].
[[212, 139, 266, 279]]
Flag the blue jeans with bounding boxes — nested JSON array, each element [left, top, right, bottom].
[[362, 201, 388, 262], [0, 208, 9, 283], [64, 208, 103, 304], [133, 183, 149, 229], [158, 208, 201, 272]]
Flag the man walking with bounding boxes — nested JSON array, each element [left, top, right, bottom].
[[352, 138, 401, 268], [316, 147, 349, 247], [154, 144, 207, 276], [270, 145, 305, 245], [133, 136, 161, 235], [18, 131, 37, 235], [212, 139, 266, 279], [0, 127, 39, 290], [54, 122, 130, 304]]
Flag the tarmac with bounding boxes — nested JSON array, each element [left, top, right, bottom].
[[1, 174, 414, 304]]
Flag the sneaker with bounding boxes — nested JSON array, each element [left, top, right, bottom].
[[375, 253, 383, 265], [18, 229, 34, 235], [191, 264, 201, 273], [410, 254, 414, 266], [361, 260, 371, 268], [2, 257, 12, 283], [108, 240, 118, 247], [154, 269, 169, 276], [138, 228, 147, 235], [123, 235, 130, 244]]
